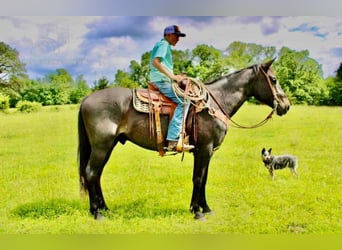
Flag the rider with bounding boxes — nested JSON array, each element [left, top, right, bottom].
[[149, 25, 194, 152]]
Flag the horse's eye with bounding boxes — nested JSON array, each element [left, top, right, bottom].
[[270, 76, 277, 84]]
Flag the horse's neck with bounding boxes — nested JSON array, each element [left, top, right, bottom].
[[207, 77, 249, 117]]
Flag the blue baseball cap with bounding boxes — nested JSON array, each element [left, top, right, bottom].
[[164, 25, 186, 37]]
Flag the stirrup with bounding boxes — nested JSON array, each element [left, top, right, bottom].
[[164, 146, 176, 152], [176, 143, 195, 152], [164, 140, 194, 153], [164, 144, 194, 152], [176, 137, 194, 153], [164, 141, 177, 152]]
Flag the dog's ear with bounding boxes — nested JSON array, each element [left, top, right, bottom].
[[262, 148, 265, 153], [268, 148, 272, 153]]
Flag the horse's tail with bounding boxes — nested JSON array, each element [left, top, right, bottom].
[[78, 105, 90, 195]]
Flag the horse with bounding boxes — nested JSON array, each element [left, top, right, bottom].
[[78, 58, 290, 220]]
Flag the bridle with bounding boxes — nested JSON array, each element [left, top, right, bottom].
[[229, 65, 280, 129], [208, 65, 280, 129], [259, 65, 281, 108]]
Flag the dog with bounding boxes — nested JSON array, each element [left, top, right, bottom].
[[261, 148, 298, 180]]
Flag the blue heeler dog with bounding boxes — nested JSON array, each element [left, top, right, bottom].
[[261, 148, 298, 180]]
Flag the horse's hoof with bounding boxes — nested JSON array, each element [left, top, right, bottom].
[[94, 212, 105, 221], [204, 210, 214, 216], [194, 211, 206, 221], [202, 206, 213, 214]]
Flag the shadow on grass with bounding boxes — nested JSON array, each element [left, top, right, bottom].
[[11, 199, 84, 219], [105, 199, 189, 220], [11, 198, 188, 220]]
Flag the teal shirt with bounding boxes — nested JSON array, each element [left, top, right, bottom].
[[149, 38, 173, 82]]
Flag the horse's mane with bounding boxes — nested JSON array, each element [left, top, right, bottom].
[[204, 64, 259, 85]]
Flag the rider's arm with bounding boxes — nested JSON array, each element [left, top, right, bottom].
[[152, 57, 183, 82]]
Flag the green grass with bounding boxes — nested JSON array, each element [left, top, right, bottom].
[[0, 104, 341, 234]]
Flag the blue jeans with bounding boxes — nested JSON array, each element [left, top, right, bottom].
[[153, 81, 190, 141]]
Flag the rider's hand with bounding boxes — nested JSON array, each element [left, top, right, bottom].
[[172, 74, 184, 83]]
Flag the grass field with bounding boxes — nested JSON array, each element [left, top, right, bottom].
[[0, 104, 341, 234]]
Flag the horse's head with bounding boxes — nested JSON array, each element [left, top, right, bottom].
[[254, 58, 290, 116]]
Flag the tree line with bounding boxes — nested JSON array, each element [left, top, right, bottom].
[[1, 40, 341, 110]]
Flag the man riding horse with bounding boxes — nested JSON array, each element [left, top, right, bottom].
[[149, 25, 194, 152]]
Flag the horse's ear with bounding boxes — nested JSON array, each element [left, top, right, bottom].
[[262, 57, 277, 70]]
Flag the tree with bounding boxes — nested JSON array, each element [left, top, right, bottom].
[[324, 63, 342, 105], [114, 69, 138, 88], [0, 41, 28, 107], [129, 51, 151, 88], [69, 75, 91, 104], [20, 69, 83, 105], [191, 44, 226, 82], [45, 68, 74, 88], [336, 63, 342, 81], [20, 82, 53, 106], [0, 41, 27, 88], [224, 41, 276, 70], [172, 49, 193, 76], [92, 76, 111, 91], [274, 47, 325, 105], [44, 68, 75, 104]]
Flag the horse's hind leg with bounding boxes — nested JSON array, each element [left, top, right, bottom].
[[86, 146, 113, 219]]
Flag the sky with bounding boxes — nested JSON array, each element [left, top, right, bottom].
[[1, 16, 341, 84]]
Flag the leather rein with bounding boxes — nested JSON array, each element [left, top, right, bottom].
[[206, 66, 279, 129]]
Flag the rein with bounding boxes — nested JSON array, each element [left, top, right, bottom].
[[229, 102, 277, 129], [206, 65, 279, 129]]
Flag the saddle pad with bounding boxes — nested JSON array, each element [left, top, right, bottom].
[[133, 89, 176, 115], [133, 89, 150, 113]]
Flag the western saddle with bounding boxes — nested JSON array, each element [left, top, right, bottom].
[[133, 79, 229, 156], [133, 82, 178, 156]]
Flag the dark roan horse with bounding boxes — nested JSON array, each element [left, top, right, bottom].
[[78, 58, 290, 220]]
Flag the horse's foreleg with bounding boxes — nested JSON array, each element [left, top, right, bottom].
[[199, 167, 212, 214], [190, 148, 213, 219]]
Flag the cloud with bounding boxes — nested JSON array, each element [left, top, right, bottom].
[[236, 16, 264, 24], [85, 16, 155, 40], [289, 23, 328, 38], [331, 47, 342, 57], [234, 16, 283, 35], [260, 17, 283, 36], [2, 0, 342, 16], [289, 23, 320, 33], [1, 16, 341, 84], [174, 16, 218, 25]]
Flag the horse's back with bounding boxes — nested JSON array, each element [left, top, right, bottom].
[[82, 87, 132, 110]]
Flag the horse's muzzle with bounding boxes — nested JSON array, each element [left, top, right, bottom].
[[276, 97, 290, 116]]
